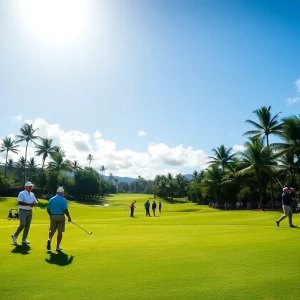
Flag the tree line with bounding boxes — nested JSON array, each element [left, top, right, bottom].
[[0, 106, 300, 208]]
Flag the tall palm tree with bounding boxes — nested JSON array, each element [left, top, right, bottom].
[[0, 136, 20, 178], [71, 160, 82, 172], [26, 157, 39, 180], [35, 138, 55, 170], [207, 145, 235, 172], [243, 106, 283, 145], [237, 138, 277, 208], [87, 154, 94, 168], [243, 106, 283, 204], [47, 153, 72, 179], [16, 123, 39, 185]]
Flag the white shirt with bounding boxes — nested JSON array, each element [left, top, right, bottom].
[[18, 190, 37, 210]]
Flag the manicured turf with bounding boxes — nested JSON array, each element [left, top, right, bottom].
[[1, 194, 300, 300]]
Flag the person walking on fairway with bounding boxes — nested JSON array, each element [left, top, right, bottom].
[[144, 200, 151, 217], [11, 182, 37, 245], [46, 187, 72, 251], [130, 200, 136, 218], [276, 187, 297, 228], [159, 201, 162, 214], [152, 200, 157, 216]]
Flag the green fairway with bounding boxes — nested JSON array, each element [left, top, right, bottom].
[[1, 194, 300, 300]]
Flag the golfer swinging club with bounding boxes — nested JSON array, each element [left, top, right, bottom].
[[276, 186, 297, 228], [46, 187, 72, 251]]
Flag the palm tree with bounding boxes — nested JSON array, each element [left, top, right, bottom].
[[16, 156, 26, 183], [87, 154, 94, 168], [175, 173, 188, 200], [71, 160, 82, 172], [51, 146, 65, 157], [100, 165, 106, 176], [35, 138, 55, 170], [243, 106, 283, 204], [26, 157, 39, 180], [277, 153, 298, 187], [47, 153, 72, 179], [16, 123, 39, 185], [202, 165, 224, 203], [0, 137, 20, 178], [243, 105, 283, 145], [207, 145, 235, 172], [6, 158, 16, 173], [273, 115, 300, 160], [237, 138, 277, 208]]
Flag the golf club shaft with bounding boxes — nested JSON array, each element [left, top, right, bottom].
[[72, 221, 91, 234], [276, 177, 283, 188]]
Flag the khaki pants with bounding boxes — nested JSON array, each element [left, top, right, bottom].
[[277, 205, 293, 225], [14, 209, 32, 241]]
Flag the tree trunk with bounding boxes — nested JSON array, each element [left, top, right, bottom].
[[23, 142, 29, 186], [5, 150, 8, 179]]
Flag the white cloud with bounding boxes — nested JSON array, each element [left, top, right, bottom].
[[295, 78, 300, 93], [138, 130, 147, 137], [0, 118, 208, 179], [286, 97, 300, 105], [232, 144, 245, 153], [13, 115, 23, 122]]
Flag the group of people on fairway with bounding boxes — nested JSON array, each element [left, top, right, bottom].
[[9, 182, 298, 250], [11, 182, 72, 251], [130, 200, 162, 218]]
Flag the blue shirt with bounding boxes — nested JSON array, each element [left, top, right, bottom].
[[47, 194, 68, 215]]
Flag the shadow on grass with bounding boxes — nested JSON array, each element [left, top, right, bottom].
[[71, 197, 107, 206], [11, 244, 31, 255], [45, 251, 74, 266], [0, 197, 7, 202]]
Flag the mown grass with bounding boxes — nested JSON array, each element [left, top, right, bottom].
[[1, 194, 300, 300]]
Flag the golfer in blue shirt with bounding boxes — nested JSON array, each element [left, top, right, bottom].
[[46, 187, 72, 251]]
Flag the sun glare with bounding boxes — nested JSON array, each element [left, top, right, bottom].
[[18, 0, 89, 46]]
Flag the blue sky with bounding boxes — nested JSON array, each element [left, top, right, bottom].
[[0, 0, 300, 178]]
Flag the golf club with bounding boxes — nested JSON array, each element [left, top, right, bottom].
[[276, 177, 283, 189], [72, 221, 92, 235]]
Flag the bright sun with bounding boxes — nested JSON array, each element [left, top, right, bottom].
[[18, 0, 89, 46]]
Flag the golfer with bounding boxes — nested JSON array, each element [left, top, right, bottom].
[[152, 200, 157, 216], [276, 187, 297, 228], [11, 182, 37, 245], [130, 200, 136, 218], [144, 200, 151, 216], [46, 187, 72, 251]]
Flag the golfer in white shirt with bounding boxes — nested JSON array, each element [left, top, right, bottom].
[[11, 182, 37, 245]]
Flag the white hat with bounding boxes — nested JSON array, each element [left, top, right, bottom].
[[25, 182, 34, 187], [57, 187, 64, 193]]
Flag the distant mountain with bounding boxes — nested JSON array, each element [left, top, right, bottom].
[[99, 175, 135, 183], [100, 174, 193, 183], [184, 174, 193, 181]]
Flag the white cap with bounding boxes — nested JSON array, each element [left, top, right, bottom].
[[57, 187, 64, 193], [25, 182, 34, 187]]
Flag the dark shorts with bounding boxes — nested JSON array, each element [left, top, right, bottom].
[[50, 215, 65, 232]]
